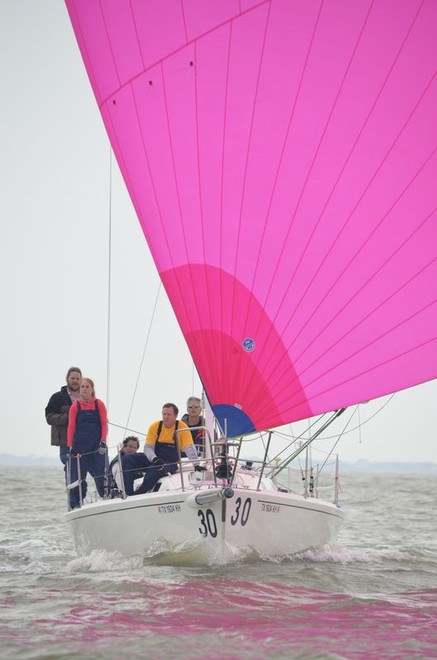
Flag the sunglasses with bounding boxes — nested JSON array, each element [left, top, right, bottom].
[[188, 405, 200, 409]]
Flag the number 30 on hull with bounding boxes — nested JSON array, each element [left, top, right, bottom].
[[197, 497, 252, 538]]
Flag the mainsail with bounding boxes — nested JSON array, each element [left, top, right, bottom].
[[66, 0, 437, 436]]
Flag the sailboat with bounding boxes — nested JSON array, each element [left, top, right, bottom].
[[64, 0, 437, 562]]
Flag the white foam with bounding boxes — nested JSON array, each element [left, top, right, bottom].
[[294, 543, 405, 563], [66, 548, 142, 573]]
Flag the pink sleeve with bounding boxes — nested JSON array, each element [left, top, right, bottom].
[[67, 403, 77, 447], [98, 400, 108, 441]]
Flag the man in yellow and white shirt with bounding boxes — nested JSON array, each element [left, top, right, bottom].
[[122, 403, 203, 495]]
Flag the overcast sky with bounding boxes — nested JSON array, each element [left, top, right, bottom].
[[1, 1, 436, 465]]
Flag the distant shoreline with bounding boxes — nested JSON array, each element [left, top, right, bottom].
[[1, 454, 436, 474]]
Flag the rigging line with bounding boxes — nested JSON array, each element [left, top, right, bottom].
[[191, 362, 198, 397], [123, 280, 162, 435], [323, 394, 396, 439], [109, 421, 145, 437], [319, 406, 359, 473], [106, 145, 113, 411], [245, 416, 323, 454], [358, 403, 362, 445], [273, 409, 346, 476], [273, 393, 396, 441], [270, 413, 328, 461], [125, 67, 203, 390]]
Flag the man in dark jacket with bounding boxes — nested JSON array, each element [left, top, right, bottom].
[[45, 367, 82, 465]]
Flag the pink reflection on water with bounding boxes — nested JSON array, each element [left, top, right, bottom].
[[30, 582, 437, 658]]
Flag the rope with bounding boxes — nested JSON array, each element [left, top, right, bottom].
[[109, 420, 145, 437], [123, 281, 162, 436], [106, 146, 113, 411], [272, 393, 396, 442], [318, 406, 358, 472]]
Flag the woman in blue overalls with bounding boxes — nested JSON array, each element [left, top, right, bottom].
[[67, 378, 108, 509]]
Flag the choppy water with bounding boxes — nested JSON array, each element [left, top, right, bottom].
[[1, 467, 436, 659]]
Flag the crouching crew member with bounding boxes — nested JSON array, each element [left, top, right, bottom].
[[109, 436, 140, 494]]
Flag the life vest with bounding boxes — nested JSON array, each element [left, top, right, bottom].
[[73, 400, 101, 453], [154, 420, 180, 465], [155, 420, 179, 443]]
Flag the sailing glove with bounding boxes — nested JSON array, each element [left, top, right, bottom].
[[98, 441, 107, 455]]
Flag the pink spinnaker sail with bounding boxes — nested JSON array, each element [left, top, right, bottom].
[[66, 0, 437, 435]]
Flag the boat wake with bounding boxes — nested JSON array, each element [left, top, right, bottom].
[[66, 549, 142, 574], [142, 538, 257, 567], [293, 544, 405, 564], [66, 541, 407, 571]]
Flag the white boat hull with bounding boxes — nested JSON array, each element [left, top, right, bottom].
[[66, 469, 343, 563]]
